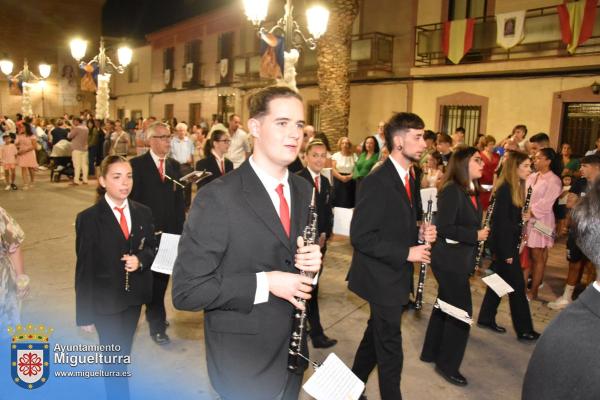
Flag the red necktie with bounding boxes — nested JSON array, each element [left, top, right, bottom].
[[470, 195, 478, 209], [314, 176, 320, 193], [114, 206, 129, 239], [220, 159, 225, 175], [276, 184, 290, 238], [405, 173, 412, 205], [158, 159, 165, 182]]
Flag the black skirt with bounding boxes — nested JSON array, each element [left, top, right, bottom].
[[332, 173, 355, 208]]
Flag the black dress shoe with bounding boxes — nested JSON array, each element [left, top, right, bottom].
[[151, 332, 170, 345], [517, 331, 540, 342], [419, 355, 434, 363], [477, 321, 507, 334], [435, 366, 468, 386], [311, 335, 338, 349]]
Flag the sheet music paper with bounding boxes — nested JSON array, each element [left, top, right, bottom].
[[332, 207, 353, 236], [482, 273, 515, 297], [303, 353, 365, 400], [420, 187, 438, 212], [150, 233, 181, 275], [435, 299, 473, 326]]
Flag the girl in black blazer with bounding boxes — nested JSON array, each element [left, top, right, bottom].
[[420, 147, 488, 387], [75, 155, 156, 399], [477, 151, 540, 341], [195, 129, 234, 190]]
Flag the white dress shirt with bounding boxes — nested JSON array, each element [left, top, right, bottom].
[[105, 194, 131, 233], [226, 128, 251, 169], [389, 155, 410, 187], [248, 156, 291, 304], [170, 136, 194, 164], [308, 168, 321, 193]]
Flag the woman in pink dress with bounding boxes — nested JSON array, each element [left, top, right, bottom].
[[15, 122, 38, 190], [523, 148, 562, 300], [479, 135, 500, 210]]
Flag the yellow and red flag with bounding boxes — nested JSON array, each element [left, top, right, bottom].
[[443, 18, 476, 64], [558, 0, 597, 54]]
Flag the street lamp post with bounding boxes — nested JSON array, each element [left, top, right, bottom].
[[69, 37, 132, 119], [0, 59, 52, 116], [243, 0, 329, 91]]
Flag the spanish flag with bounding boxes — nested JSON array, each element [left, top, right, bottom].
[[558, 0, 597, 54], [443, 18, 476, 64]]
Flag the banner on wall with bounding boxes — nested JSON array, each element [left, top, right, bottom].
[[442, 18, 476, 64], [496, 10, 526, 49], [558, 0, 597, 54]]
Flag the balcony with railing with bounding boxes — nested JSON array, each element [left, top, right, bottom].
[[415, 4, 600, 68], [232, 31, 394, 87]]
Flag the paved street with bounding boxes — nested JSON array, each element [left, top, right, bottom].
[[1, 171, 573, 400]]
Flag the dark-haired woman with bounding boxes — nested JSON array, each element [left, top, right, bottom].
[[523, 148, 562, 300], [195, 129, 233, 190], [477, 151, 540, 341], [75, 155, 156, 399], [353, 135, 379, 193], [420, 147, 488, 387]]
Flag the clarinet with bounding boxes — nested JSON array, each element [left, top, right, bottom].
[[517, 186, 533, 253], [474, 194, 496, 272], [415, 199, 433, 311], [288, 190, 318, 374]]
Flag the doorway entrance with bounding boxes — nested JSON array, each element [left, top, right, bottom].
[[560, 103, 600, 157]]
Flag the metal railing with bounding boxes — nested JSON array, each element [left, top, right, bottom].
[[415, 4, 600, 66]]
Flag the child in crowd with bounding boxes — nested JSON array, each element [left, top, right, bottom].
[[556, 174, 572, 237], [1, 133, 18, 190]]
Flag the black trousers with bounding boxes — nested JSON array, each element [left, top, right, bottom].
[[421, 269, 471, 376], [308, 247, 326, 339], [478, 255, 534, 335], [94, 305, 141, 400], [352, 302, 404, 400], [146, 271, 170, 335]]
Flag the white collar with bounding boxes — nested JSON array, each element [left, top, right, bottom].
[[211, 150, 225, 163], [104, 193, 128, 210], [307, 167, 321, 180], [389, 156, 410, 183], [248, 155, 289, 190], [593, 281, 600, 293], [149, 149, 166, 163]]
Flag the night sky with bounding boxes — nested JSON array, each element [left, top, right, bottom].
[[102, 0, 235, 39]]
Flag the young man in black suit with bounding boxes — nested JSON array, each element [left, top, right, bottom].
[[522, 177, 600, 400], [130, 122, 185, 345], [297, 139, 337, 349], [172, 86, 322, 400], [347, 113, 437, 400]]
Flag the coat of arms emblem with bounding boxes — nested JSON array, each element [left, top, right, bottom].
[[9, 324, 53, 390]]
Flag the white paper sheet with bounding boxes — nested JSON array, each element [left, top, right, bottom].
[[482, 273, 515, 297], [420, 187, 438, 213], [435, 299, 473, 326], [303, 353, 365, 400], [332, 207, 353, 237], [150, 233, 181, 275]]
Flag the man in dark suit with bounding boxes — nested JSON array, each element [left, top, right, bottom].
[[172, 86, 322, 400], [297, 139, 336, 349], [522, 177, 600, 400], [130, 122, 185, 345], [347, 112, 436, 400]]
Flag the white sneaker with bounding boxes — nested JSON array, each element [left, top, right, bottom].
[[548, 296, 571, 310], [4, 185, 10, 191]]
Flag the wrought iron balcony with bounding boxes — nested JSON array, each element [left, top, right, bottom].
[[415, 4, 600, 67], [232, 31, 394, 86]]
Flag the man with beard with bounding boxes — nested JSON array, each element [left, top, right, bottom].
[[347, 112, 437, 400]]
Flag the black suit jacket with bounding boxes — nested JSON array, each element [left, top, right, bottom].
[[297, 168, 333, 238], [195, 153, 234, 190], [172, 160, 312, 400], [522, 285, 600, 400], [431, 182, 482, 274], [347, 158, 419, 306], [489, 183, 521, 261], [75, 199, 156, 326], [130, 151, 185, 234]]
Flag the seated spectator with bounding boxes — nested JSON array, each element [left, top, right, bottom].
[[561, 143, 580, 177], [421, 151, 444, 188]]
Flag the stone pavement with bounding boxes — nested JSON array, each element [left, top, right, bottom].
[[1, 172, 574, 400]]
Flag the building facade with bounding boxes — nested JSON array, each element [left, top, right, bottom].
[[110, 0, 600, 156]]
